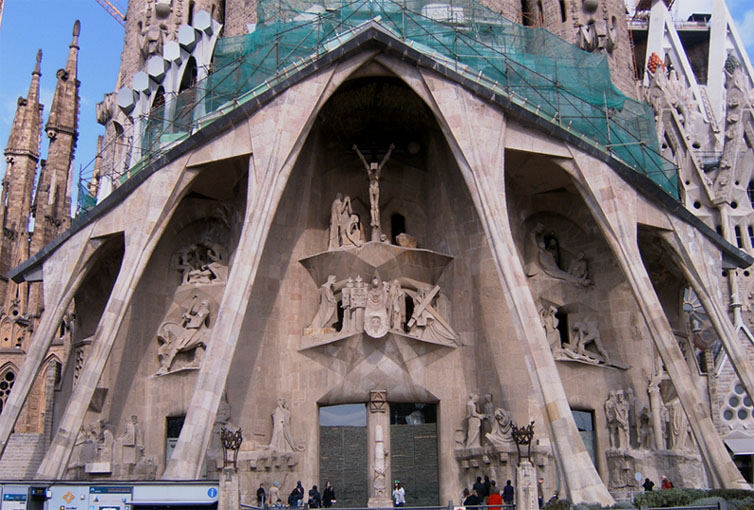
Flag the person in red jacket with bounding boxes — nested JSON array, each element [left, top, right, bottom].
[[661, 475, 673, 489], [488, 487, 503, 510]]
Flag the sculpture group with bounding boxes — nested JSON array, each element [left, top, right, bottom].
[[463, 393, 514, 449], [305, 272, 456, 344]]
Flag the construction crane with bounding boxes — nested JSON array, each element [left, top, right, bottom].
[[93, 0, 127, 27]]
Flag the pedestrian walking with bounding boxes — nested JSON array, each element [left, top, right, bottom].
[[257, 483, 267, 507], [308, 485, 321, 508]]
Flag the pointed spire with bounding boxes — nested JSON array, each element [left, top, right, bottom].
[[66, 20, 80, 75], [5, 49, 43, 158]]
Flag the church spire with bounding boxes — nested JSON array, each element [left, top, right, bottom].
[[0, 50, 45, 323], [32, 20, 80, 257]]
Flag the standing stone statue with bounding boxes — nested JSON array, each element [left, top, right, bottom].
[[342, 278, 354, 333], [465, 394, 483, 448], [354, 144, 395, 241], [268, 398, 301, 453], [667, 397, 690, 452], [388, 279, 405, 332], [481, 393, 495, 437], [605, 391, 619, 448], [305, 275, 338, 336], [352, 275, 367, 332], [615, 391, 630, 449]]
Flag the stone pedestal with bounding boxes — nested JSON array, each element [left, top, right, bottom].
[[368, 390, 393, 508], [516, 460, 538, 510], [219, 467, 240, 510]]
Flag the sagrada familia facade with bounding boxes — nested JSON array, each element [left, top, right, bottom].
[[2, 0, 754, 506]]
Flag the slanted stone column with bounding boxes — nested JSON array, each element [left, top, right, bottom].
[[36, 161, 196, 479], [406, 68, 613, 505], [367, 390, 392, 508], [516, 461, 538, 510], [568, 149, 747, 488]]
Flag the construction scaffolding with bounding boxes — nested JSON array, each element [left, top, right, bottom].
[[77, 0, 678, 214]]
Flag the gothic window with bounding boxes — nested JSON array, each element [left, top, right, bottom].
[[735, 225, 743, 248], [0, 369, 16, 414]]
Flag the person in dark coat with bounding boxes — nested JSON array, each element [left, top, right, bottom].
[[643, 478, 654, 491], [502, 480, 515, 505], [308, 485, 321, 508], [482, 476, 491, 502], [463, 489, 483, 507], [472, 477, 485, 500], [257, 483, 267, 507], [322, 481, 335, 508]]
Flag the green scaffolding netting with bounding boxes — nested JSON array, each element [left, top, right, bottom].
[[79, 0, 679, 214]]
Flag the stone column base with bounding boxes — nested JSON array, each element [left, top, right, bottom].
[[219, 467, 239, 510], [516, 460, 538, 510], [367, 496, 394, 508]]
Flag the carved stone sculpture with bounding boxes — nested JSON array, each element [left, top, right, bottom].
[[605, 391, 630, 449], [485, 407, 514, 447], [138, 23, 167, 61], [373, 424, 388, 498], [638, 407, 653, 449], [561, 319, 609, 364], [406, 285, 457, 344], [329, 194, 364, 250], [303, 273, 457, 343], [157, 296, 211, 374], [540, 305, 562, 355], [481, 393, 495, 437], [267, 398, 302, 453], [525, 223, 590, 287], [173, 242, 228, 285], [365, 274, 390, 338], [354, 144, 395, 241], [667, 397, 690, 452], [305, 275, 338, 336], [465, 393, 483, 448]]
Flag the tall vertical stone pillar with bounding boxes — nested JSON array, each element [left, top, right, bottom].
[[219, 467, 240, 510], [516, 460, 538, 510], [367, 390, 392, 508]]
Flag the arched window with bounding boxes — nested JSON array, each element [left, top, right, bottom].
[[0, 368, 16, 414]]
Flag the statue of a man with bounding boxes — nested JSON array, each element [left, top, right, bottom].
[[354, 144, 395, 241]]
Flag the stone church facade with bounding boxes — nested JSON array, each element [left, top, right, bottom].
[[2, 0, 754, 506]]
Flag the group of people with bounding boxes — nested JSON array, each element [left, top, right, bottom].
[[256, 481, 336, 509], [642, 475, 674, 491], [461, 476, 516, 508]]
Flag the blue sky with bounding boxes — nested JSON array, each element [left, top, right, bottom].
[[0, 0, 753, 211]]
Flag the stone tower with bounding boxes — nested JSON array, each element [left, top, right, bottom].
[[31, 21, 80, 259], [28, 20, 81, 319], [0, 50, 44, 349]]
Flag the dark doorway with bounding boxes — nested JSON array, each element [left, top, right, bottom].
[[319, 404, 368, 507], [390, 403, 439, 506]]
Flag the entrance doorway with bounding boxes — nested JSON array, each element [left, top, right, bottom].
[[319, 404, 368, 507], [390, 403, 439, 506]]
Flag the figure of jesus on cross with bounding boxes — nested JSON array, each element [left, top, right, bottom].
[[353, 143, 395, 241]]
